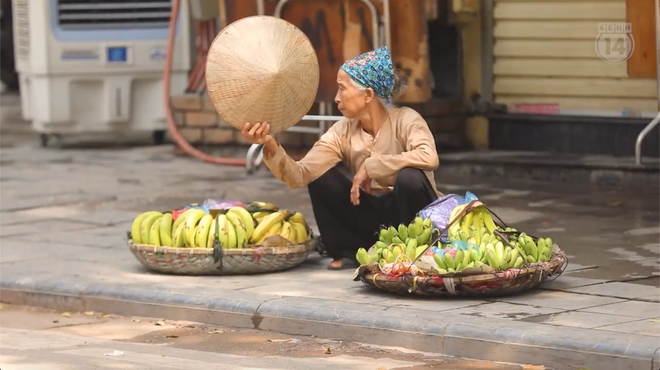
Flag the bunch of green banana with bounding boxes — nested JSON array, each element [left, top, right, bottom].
[[361, 239, 430, 267], [377, 216, 435, 248], [516, 233, 553, 264], [434, 247, 482, 274]]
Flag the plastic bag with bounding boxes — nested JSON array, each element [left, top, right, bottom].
[[171, 199, 246, 221], [417, 191, 479, 244], [201, 199, 246, 210]]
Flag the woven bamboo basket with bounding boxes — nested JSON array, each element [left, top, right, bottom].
[[353, 245, 568, 298], [127, 232, 315, 275]]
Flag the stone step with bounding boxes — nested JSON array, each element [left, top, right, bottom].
[[436, 150, 660, 190]]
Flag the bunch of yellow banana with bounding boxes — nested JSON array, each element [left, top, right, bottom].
[[446, 204, 498, 244], [130, 203, 313, 249], [130, 210, 175, 247], [249, 210, 309, 245], [211, 206, 256, 249], [377, 216, 435, 248]]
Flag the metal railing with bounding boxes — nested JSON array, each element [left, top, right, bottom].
[[635, 112, 660, 165]]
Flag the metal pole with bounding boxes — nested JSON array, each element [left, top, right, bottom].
[[257, 0, 265, 15], [634, 0, 660, 166], [481, 0, 494, 102], [635, 113, 660, 165], [383, 0, 391, 50]]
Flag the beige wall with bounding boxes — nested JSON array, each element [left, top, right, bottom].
[[492, 0, 659, 117]]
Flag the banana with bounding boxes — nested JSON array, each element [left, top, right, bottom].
[[495, 242, 505, 266], [462, 248, 471, 266], [149, 215, 162, 246], [172, 222, 186, 248], [460, 211, 474, 235], [253, 211, 271, 222], [369, 253, 380, 263], [501, 248, 511, 270], [255, 221, 283, 245], [392, 236, 403, 244], [486, 248, 500, 270], [378, 228, 391, 244], [206, 215, 217, 248], [289, 212, 308, 228], [140, 213, 163, 245], [247, 201, 279, 212], [172, 208, 202, 233], [482, 209, 497, 234], [469, 247, 481, 263], [434, 254, 447, 269], [356, 248, 370, 265], [183, 210, 207, 248], [290, 222, 308, 243], [526, 255, 537, 264], [545, 237, 553, 248], [131, 211, 161, 243], [444, 253, 456, 270], [408, 223, 422, 239], [194, 214, 214, 248], [415, 245, 428, 259], [458, 230, 469, 242], [510, 248, 520, 267], [158, 212, 173, 247], [227, 207, 256, 240], [217, 214, 237, 249], [280, 221, 294, 241], [226, 211, 248, 248], [398, 224, 409, 241], [422, 217, 432, 229], [513, 256, 524, 268], [526, 238, 539, 261], [375, 241, 389, 250], [250, 211, 284, 243], [416, 227, 432, 245]]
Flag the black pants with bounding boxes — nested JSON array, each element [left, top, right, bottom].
[[307, 165, 438, 260]]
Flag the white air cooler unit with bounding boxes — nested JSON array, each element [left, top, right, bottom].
[[12, 0, 191, 140]]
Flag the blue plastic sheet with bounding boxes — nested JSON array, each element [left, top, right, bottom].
[[417, 191, 479, 244]]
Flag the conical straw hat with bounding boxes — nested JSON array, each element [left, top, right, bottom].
[[205, 16, 320, 134]]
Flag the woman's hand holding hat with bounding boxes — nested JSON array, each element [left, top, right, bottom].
[[241, 122, 279, 157], [241, 122, 272, 145]]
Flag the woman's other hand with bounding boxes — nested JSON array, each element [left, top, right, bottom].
[[240, 122, 272, 145], [350, 163, 371, 205]]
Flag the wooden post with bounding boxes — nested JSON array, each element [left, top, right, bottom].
[[456, 0, 488, 150], [626, 0, 657, 79], [390, 0, 432, 103]]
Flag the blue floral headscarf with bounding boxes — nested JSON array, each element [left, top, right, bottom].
[[340, 46, 395, 100]]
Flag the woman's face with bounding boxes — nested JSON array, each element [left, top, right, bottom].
[[335, 69, 372, 119]]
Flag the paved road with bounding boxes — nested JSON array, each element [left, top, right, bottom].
[[1, 93, 658, 369], [0, 304, 539, 370]]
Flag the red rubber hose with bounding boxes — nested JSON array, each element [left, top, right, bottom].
[[164, 0, 246, 165]]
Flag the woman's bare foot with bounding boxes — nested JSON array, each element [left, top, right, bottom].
[[328, 259, 343, 270]]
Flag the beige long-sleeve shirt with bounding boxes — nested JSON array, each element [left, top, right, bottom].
[[263, 106, 441, 196]]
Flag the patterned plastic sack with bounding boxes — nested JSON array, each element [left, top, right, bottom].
[[417, 191, 478, 243]]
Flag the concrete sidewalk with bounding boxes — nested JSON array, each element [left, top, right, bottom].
[[1, 142, 659, 370]]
